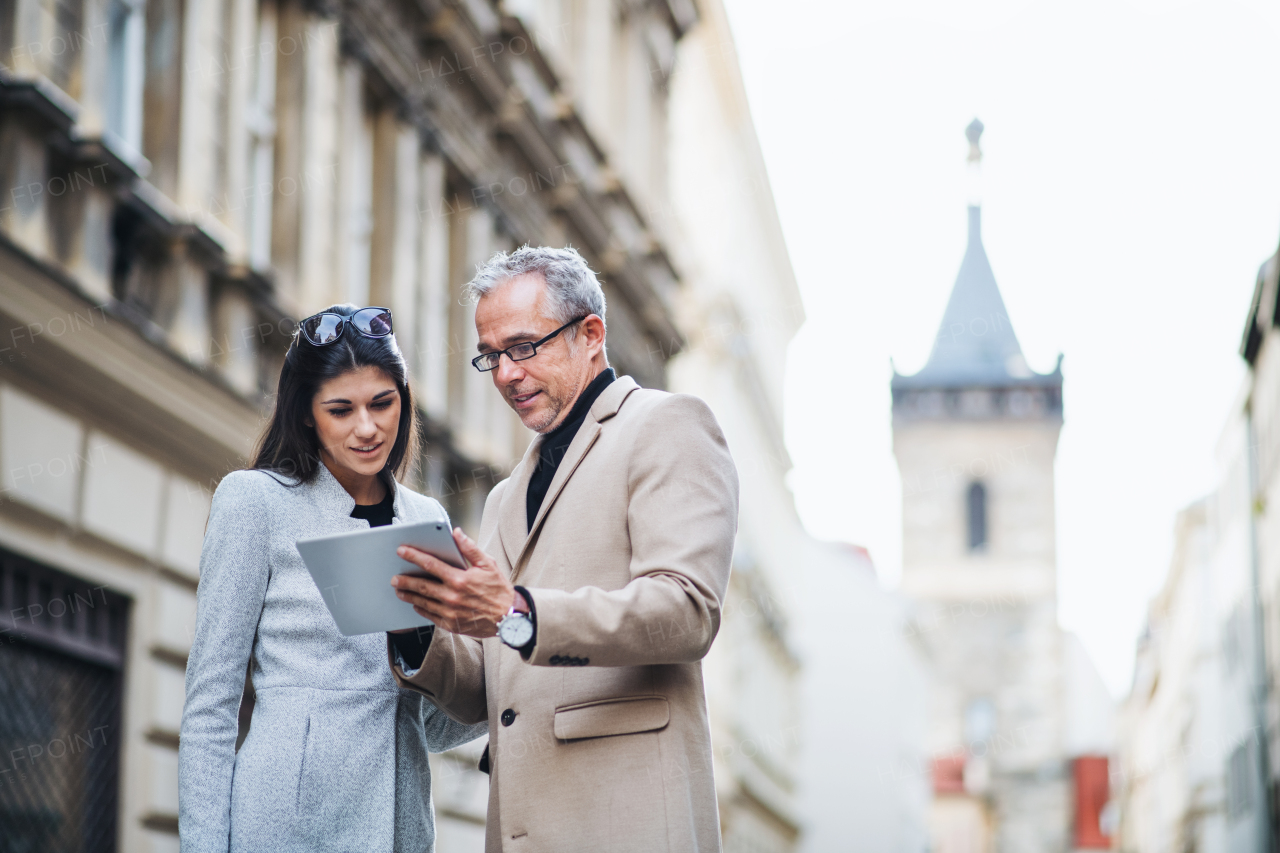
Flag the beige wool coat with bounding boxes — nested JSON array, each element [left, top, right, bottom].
[[389, 375, 739, 853]]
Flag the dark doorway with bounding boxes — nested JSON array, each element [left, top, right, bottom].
[[0, 550, 129, 853]]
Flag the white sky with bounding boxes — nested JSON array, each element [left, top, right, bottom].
[[722, 0, 1280, 696]]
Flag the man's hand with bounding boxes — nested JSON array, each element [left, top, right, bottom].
[[390, 528, 516, 638]]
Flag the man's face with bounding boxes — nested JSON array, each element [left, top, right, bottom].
[[475, 274, 594, 433]]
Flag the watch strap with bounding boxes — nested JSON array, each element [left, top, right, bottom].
[[513, 585, 536, 659]]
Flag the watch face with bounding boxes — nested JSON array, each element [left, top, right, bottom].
[[499, 614, 534, 648]]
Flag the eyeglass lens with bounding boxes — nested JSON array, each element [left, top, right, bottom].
[[300, 308, 392, 345], [475, 344, 536, 371], [353, 308, 393, 336], [304, 314, 344, 345]]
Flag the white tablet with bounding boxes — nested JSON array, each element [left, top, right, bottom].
[[296, 520, 467, 636]]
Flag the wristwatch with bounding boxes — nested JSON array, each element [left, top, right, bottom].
[[497, 590, 535, 650]]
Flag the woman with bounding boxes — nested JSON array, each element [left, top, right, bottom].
[[179, 305, 485, 853]]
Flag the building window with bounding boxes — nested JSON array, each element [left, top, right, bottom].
[[0, 548, 129, 853], [18, 0, 86, 101], [967, 481, 988, 551], [106, 0, 145, 154], [1227, 737, 1257, 820], [963, 697, 995, 746]]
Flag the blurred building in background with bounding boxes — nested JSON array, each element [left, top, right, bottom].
[[1115, 493, 1260, 853], [1241, 248, 1280, 851], [0, 0, 932, 851], [664, 2, 929, 850], [1119, 248, 1280, 853], [664, 2, 803, 848], [0, 0, 695, 849], [891, 122, 1114, 853]]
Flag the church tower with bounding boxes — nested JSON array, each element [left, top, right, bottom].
[[892, 119, 1069, 853]]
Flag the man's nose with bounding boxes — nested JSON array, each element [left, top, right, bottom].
[[493, 354, 525, 385]]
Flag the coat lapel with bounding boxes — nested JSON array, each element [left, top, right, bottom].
[[497, 438, 542, 570], [307, 462, 399, 530], [508, 376, 639, 581]]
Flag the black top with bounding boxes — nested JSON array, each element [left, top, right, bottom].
[[350, 483, 395, 528], [526, 367, 616, 531]]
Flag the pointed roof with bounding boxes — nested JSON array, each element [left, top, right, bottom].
[[893, 121, 1060, 392], [898, 205, 1036, 385]]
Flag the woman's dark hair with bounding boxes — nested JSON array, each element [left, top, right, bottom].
[[250, 303, 419, 486]]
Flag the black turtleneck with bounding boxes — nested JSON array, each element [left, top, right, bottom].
[[526, 367, 616, 531], [350, 483, 394, 527]]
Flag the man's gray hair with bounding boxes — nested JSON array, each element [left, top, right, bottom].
[[464, 245, 607, 340]]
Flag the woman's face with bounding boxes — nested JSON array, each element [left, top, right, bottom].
[[308, 365, 401, 482]]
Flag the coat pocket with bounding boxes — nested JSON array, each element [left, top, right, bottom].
[[553, 696, 669, 741]]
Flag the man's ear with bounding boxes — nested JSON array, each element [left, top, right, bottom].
[[584, 314, 606, 354]]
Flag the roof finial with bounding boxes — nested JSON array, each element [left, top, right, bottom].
[[966, 118, 984, 207], [966, 118, 984, 163]]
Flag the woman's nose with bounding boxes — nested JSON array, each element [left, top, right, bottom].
[[354, 408, 378, 436]]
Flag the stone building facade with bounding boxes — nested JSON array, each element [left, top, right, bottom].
[[1240, 248, 1280, 853], [0, 0, 695, 849], [663, 2, 803, 849], [665, 4, 930, 850], [892, 123, 1113, 853], [1115, 492, 1262, 853], [1114, 243, 1280, 853]]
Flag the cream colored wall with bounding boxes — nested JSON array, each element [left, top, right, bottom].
[[0, 381, 204, 853], [1, 1, 722, 849], [1116, 498, 1239, 853], [667, 1, 928, 851], [894, 420, 1061, 600]]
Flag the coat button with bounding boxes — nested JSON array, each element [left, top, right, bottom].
[[501, 709, 516, 726]]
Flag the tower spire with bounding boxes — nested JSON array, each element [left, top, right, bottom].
[[966, 117, 984, 208], [890, 117, 1060, 386]]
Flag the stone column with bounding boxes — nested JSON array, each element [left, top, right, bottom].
[[334, 58, 372, 306], [296, 12, 340, 312], [176, 0, 229, 219], [456, 206, 492, 461], [418, 153, 449, 418], [388, 124, 420, 369], [369, 112, 419, 364]]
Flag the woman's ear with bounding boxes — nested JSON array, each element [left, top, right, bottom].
[[304, 414, 314, 428]]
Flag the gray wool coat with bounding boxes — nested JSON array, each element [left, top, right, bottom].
[[179, 462, 486, 853]]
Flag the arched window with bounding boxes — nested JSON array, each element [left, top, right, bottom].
[[967, 481, 987, 551]]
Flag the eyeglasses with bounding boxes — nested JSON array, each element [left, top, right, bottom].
[[471, 316, 587, 372], [297, 307, 393, 346]]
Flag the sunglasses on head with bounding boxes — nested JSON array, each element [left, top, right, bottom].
[[296, 307, 393, 346]]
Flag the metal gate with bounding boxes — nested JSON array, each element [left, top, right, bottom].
[[0, 549, 128, 853]]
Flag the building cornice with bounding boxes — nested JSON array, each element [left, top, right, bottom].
[[341, 0, 685, 353], [1241, 251, 1278, 366], [0, 235, 262, 480]]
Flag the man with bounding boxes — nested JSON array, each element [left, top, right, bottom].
[[386, 245, 738, 852]]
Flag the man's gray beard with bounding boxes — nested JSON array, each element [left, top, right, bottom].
[[529, 377, 582, 434], [527, 402, 561, 433]]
